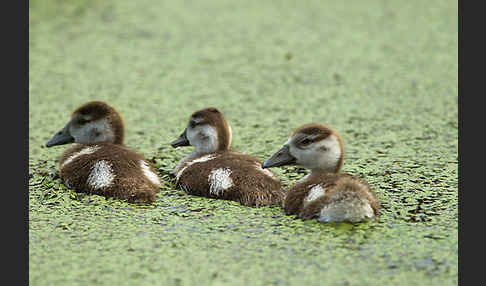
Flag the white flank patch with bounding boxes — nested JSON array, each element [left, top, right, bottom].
[[208, 168, 233, 196], [261, 168, 277, 179], [176, 154, 218, 182], [140, 160, 161, 186], [61, 145, 101, 168], [304, 184, 326, 204], [253, 162, 277, 179], [87, 160, 114, 189]]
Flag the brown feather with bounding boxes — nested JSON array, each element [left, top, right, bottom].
[[284, 173, 380, 220], [59, 143, 160, 203], [176, 152, 284, 207]]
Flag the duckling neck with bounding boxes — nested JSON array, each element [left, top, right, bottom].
[[309, 168, 337, 178], [184, 147, 219, 162], [173, 147, 221, 174], [193, 146, 219, 156], [193, 142, 228, 155]]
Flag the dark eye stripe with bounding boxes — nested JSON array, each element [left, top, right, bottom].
[[189, 118, 208, 128], [300, 138, 312, 145]]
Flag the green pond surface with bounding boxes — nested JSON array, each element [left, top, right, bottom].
[[29, 0, 458, 285]]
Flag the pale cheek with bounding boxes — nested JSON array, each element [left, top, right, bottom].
[[322, 147, 341, 166], [188, 125, 219, 153], [186, 129, 200, 145], [288, 145, 299, 160], [293, 148, 318, 167], [70, 119, 114, 143]]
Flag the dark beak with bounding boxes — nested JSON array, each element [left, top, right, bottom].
[[170, 129, 190, 148], [262, 145, 296, 169], [45, 123, 74, 147]]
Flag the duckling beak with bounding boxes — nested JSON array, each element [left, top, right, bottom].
[[262, 145, 296, 169], [170, 129, 190, 148], [45, 124, 74, 147]]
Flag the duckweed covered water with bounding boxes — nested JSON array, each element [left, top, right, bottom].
[[29, 0, 458, 285]]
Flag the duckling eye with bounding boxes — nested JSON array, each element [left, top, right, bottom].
[[77, 118, 89, 125], [189, 120, 197, 128], [300, 138, 312, 146]]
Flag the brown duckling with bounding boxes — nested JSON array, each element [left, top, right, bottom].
[[45, 101, 161, 203], [170, 107, 284, 207], [262, 123, 380, 222]]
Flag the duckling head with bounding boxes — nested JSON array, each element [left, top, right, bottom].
[[171, 107, 232, 154], [262, 123, 344, 173], [46, 101, 124, 147]]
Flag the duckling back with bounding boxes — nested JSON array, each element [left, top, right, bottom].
[[59, 143, 161, 203], [284, 173, 380, 222], [175, 151, 284, 207]]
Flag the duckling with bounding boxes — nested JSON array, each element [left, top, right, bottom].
[[45, 101, 161, 203], [170, 107, 284, 207], [262, 123, 380, 223]]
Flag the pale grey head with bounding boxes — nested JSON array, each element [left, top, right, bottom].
[[262, 123, 344, 174], [170, 107, 232, 154], [46, 101, 124, 147]]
